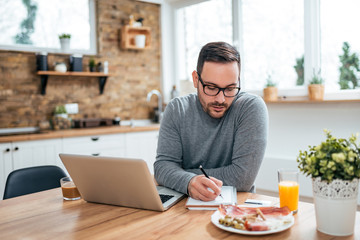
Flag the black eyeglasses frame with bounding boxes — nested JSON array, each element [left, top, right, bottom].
[[196, 72, 241, 97]]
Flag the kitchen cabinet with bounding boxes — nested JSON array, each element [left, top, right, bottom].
[[125, 130, 158, 174], [62, 131, 158, 173], [0, 143, 13, 199], [62, 134, 126, 158], [0, 139, 62, 198], [0, 128, 159, 199]]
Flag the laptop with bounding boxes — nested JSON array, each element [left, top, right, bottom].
[[59, 153, 185, 211]]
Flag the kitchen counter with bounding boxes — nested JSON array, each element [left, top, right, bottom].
[[0, 124, 160, 143]]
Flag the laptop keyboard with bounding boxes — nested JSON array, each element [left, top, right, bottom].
[[159, 194, 174, 203]]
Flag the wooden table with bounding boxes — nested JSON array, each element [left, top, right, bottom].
[[0, 189, 359, 239]]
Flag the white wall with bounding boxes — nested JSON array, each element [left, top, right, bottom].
[[255, 101, 360, 205]]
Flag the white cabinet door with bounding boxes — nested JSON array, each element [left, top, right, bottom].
[[0, 139, 62, 199], [0, 143, 13, 199], [125, 131, 158, 174], [62, 134, 126, 158], [11, 139, 63, 170]]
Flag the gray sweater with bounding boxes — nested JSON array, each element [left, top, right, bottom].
[[154, 92, 268, 194]]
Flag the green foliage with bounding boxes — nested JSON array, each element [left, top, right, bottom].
[[59, 33, 71, 39], [14, 0, 38, 44], [54, 105, 67, 114], [309, 69, 324, 85], [89, 58, 96, 67], [338, 42, 360, 89], [265, 74, 276, 87], [297, 130, 360, 183], [294, 55, 304, 86]]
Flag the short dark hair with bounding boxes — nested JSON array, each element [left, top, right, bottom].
[[196, 42, 241, 75]]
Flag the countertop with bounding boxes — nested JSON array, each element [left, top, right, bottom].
[[0, 123, 160, 143]]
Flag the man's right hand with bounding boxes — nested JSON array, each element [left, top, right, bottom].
[[188, 175, 223, 201]]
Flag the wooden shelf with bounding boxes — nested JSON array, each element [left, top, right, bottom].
[[37, 71, 110, 77], [121, 25, 151, 50], [36, 71, 111, 95]]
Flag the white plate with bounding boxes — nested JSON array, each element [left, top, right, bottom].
[[211, 210, 295, 235]]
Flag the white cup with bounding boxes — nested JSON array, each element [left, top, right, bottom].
[[135, 34, 146, 48]]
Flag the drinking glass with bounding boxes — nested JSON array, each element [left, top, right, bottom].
[[60, 177, 81, 200], [278, 169, 299, 214]]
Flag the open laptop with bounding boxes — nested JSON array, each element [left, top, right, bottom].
[[59, 153, 185, 211]]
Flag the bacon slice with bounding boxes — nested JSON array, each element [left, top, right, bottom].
[[219, 205, 291, 218], [218, 205, 292, 231], [245, 221, 269, 231]]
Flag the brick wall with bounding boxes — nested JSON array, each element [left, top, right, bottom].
[[0, 0, 161, 128]]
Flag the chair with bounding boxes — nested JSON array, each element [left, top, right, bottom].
[[3, 165, 67, 200]]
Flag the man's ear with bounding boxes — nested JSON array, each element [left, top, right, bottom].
[[192, 71, 198, 88]]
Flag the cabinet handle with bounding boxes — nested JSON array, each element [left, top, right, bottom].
[[91, 137, 99, 141], [14, 146, 19, 151], [92, 153, 100, 156], [5, 148, 10, 152]]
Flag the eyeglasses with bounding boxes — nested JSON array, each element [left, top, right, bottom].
[[197, 72, 241, 97]]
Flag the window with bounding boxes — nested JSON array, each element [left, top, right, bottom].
[[242, 0, 304, 90], [0, 0, 96, 54], [171, 0, 360, 99], [176, 0, 232, 82], [320, 0, 360, 91]]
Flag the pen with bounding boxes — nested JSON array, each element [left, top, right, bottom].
[[199, 165, 223, 199], [245, 201, 262, 205]]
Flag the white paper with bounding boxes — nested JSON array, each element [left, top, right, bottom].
[[186, 186, 237, 210]]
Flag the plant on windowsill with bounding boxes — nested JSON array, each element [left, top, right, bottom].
[[263, 74, 278, 102], [308, 69, 324, 101], [338, 42, 360, 90], [294, 55, 304, 86], [297, 129, 360, 236], [58, 33, 71, 52]]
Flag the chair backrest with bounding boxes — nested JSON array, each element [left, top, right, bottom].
[[3, 165, 67, 200]]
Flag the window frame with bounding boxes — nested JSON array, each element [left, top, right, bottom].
[[0, 0, 97, 55], [167, 0, 360, 100]]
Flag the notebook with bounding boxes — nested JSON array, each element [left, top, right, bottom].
[[185, 185, 237, 210], [59, 153, 185, 212]]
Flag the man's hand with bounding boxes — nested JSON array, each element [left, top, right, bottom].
[[188, 175, 223, 201]]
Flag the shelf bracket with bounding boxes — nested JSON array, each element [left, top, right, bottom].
[[40, 75, 48, 95], [38, 72, 109, 95], [99, 77, 107, 94]]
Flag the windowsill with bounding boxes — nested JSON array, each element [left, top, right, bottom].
[[264, 97, 360, 104], [0, 45, 96, 56], [248, 88, 360, 103]]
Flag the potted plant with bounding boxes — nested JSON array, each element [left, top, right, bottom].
[[308, 69, 324, 101], [297, 130, 360, 236], [338, 42, 360, 89], [52, 105, 71, 130], [58, 33, 71, 52], [294, 55, 304, 86], [54, 105, 68, 118], [263, 74, 278, 102], [89, 58, 96, 72]]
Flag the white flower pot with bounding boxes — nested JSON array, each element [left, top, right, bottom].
[[59, 38, 70, 52], [312, 177, 359, 236]]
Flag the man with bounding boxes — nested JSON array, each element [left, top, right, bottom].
[[154, 42, 268, 201]]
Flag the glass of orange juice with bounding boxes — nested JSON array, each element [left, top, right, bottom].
[[278, 169, 299, 214]]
